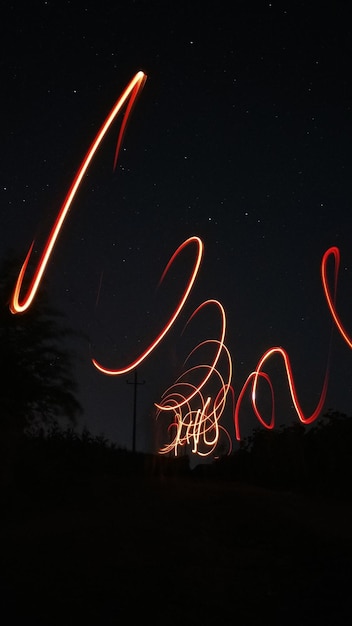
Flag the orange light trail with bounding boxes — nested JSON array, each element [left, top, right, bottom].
[[156, 300, 234, 457], [9, 71, 352, 458], [10, 70, 146, 314], [155, 299, 227, 410]]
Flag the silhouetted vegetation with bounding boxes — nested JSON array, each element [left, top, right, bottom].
[[0, 254, 82, 488], [209, 409, 352, 500], [1, 413, 352, 625], [2, 416, 352, 626], [4, 408, 352, 508], [3, 424, 190, 508]]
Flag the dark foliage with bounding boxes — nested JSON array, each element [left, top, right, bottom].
[[2, 420, 352, 626], [0, 254, 82, 433], [0, 254, 82, 487], [210, 409, 352, 500], [7, 424, 190, 508]]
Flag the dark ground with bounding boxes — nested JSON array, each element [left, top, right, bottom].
[[1, 469, 352, 625]]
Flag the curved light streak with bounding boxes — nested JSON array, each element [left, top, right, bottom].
[[155, 299, 227, 410], [233, 246, 345, 441], [321, 246, 352, 348], [10, 71, 147, 314], [234, 347, 329, 441], [253, 347, 329, 425], [92, 236, 203, 375], [234, 370, 275, 441]]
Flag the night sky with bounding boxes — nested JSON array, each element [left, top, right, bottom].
[[1, 1, 352, 456]]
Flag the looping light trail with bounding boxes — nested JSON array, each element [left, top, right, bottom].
[[233, 245, 349, 441], [234, 346, 330, 441], [10, 71, 147, 314], [155, 299, 226, 410], [156, 300, 234, 457]]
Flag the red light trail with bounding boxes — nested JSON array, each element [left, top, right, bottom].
[[92, 235, 203, 376], [234, 346, 330, 441], [9, 72, 352, 458], [10, 71, 146, 314], [321, 246, 352, 348]]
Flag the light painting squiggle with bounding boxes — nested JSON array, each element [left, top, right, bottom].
[[155, 300, 234, 457], [9, 72, 352, 458]]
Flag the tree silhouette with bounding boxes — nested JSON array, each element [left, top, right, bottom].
[[209, 410, 352, 499], [0, 254, 82, 488]]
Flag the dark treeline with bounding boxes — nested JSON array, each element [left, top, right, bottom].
[[0, 253, 86, 500], [7, 424, 190, 508], [209, 409, 352, 500], [5, 417, 352, 626], [4, 408, 352, 506]]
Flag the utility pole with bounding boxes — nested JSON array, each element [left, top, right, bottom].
[[126, 369, 145, 453]]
